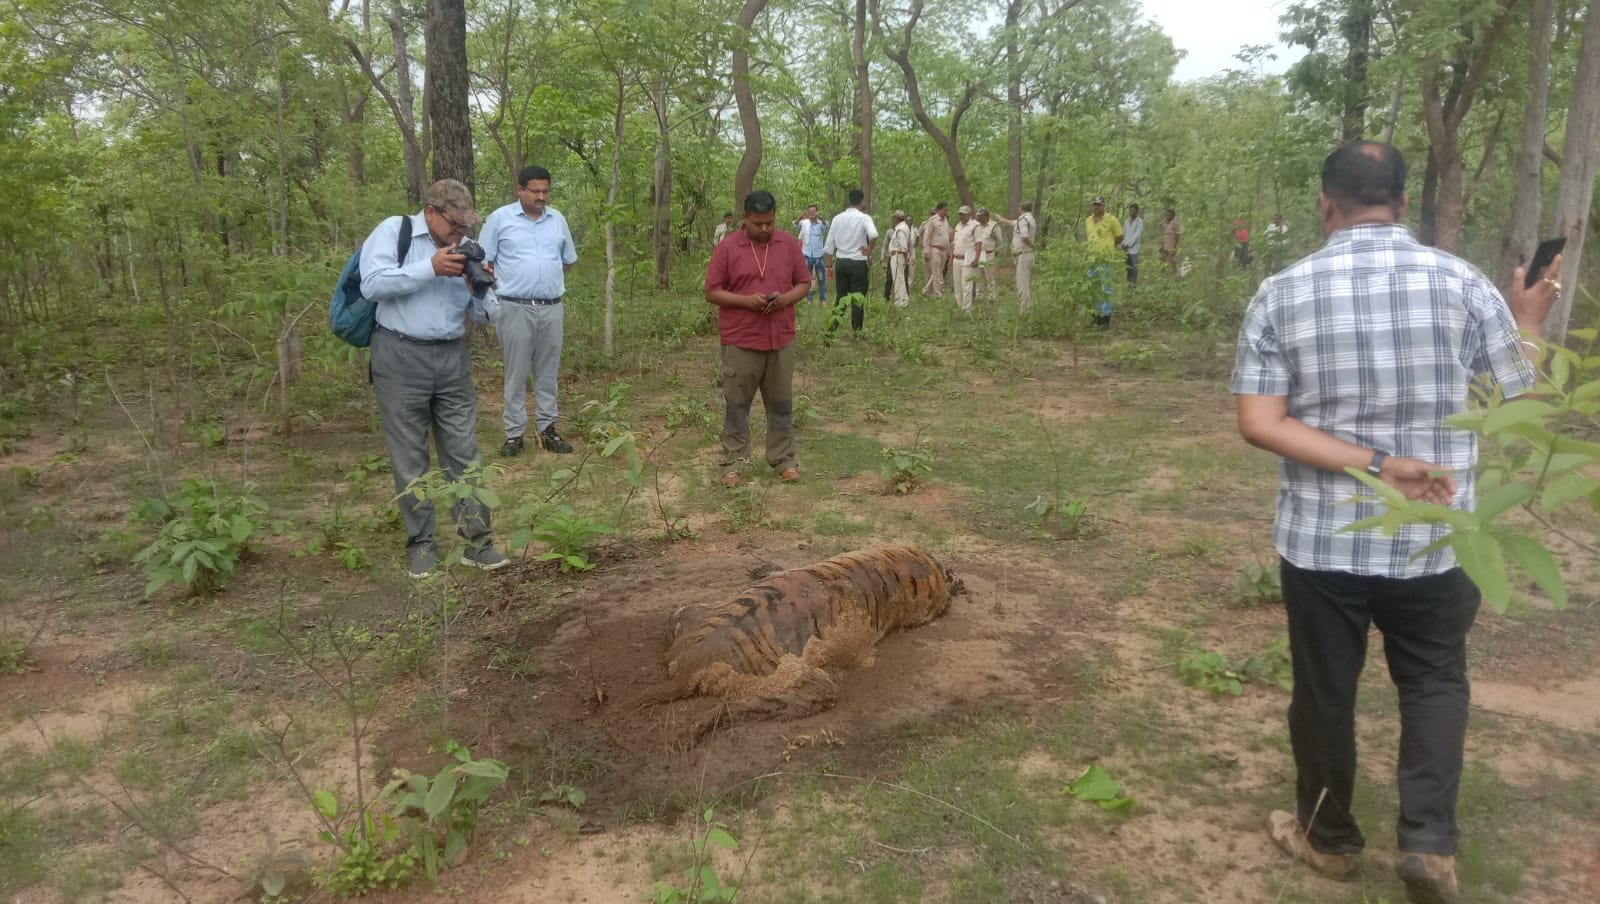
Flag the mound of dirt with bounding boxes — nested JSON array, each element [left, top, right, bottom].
[[378, 543, 1048, 823]]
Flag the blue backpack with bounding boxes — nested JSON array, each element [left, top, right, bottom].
[[330, 215, 413, 347]]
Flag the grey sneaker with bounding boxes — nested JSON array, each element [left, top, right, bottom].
[[462, 545, 510, 571], [1396, 853, 1461, 904], [408, 543, 440, 579]]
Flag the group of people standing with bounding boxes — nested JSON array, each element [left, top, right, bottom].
[[356, 167, 578, 579]]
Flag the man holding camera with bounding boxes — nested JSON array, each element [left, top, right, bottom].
[[359, 178, 507, 578], [481, 164, 579, 458], [704, 190, 811, 488]]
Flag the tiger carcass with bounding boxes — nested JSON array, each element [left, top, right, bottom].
[[662, 545, 963, 730]]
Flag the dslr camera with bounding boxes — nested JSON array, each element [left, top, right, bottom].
[[454, 237, 496, 298]]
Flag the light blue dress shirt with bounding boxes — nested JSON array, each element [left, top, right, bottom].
[[359, 212, 485, 341], [479, 202, 578, 300], [798, 218, 827, 258]]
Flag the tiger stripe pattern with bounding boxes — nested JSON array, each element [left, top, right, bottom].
[[663, 545, 963, 707]]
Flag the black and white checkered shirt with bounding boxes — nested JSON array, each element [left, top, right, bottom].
[[1232, 223, 1535, 577]]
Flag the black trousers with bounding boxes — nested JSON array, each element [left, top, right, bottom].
[[833, 259, 869, 332], [1280, 559, 1480, 857]]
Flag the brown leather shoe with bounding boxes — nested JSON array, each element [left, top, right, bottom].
[[1267, 811, 1356, 881], [1396, 852, 1461, 904], [778, 467, 799, 482]]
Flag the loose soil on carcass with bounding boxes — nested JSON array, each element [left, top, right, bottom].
[[378, 541, 1049, 825]]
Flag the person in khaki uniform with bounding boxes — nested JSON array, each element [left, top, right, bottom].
[[951, 205, 980, 311], [887, 210, 913, 306], [920, 203, 951, 296], [997, 201, 1038, 311], [974, 208, 1002, 301]]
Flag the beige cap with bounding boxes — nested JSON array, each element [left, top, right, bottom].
[[892, 209, 906, 219], [957, 205, 973, 215]]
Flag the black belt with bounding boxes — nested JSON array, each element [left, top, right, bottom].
[[499, 295, 563, 306], [375, 324, 461, 345]]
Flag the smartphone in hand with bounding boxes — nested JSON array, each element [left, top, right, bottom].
[[1524, 236, 1567, 288]]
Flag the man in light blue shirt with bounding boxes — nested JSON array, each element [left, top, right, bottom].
[[794, 204, 827, 303], [359, 178, 507, 578], [480, 164, 579, 456], [1123, 203, 1145, 285]]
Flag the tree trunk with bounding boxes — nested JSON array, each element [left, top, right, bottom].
[[1544, 0, 1600, 344], [1419, 148, 1440, 246], [1418, 0, 1513, 252], [732, 0, 769, 206], [388, 2, 424, 204], [651, 93, 673, 289], [1499, 0, 1556, 290], [873, 0, 976, 209], [336, 77, 368, 187], [425, 0, 475, 194], [1382, 77, 1403, 143], [1005, 0, 1023, 216], [605, 76, 626, 357], [1339, 0, 1372, 141], [853, 0, 873, 208]]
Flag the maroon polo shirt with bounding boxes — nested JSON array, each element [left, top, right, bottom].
[[704, 228, 811, 351]]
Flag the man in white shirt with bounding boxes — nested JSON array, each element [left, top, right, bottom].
[[1123, 203, 1145, 285], [713, 211, 734, 247], [822, 189, 877, 334]]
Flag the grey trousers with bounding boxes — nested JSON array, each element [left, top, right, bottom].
[[371, 328, 491, 552], [497, 301, 564, 439]]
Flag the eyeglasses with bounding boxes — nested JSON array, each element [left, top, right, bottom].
[[430, 206, 473, 234]]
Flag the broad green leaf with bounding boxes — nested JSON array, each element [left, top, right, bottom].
[[457, 759, 509, 780], [1552, 351, 1572, 389], [1475, 483, 1533, 521], [476, 487, 501, 508], [1484, 398, 1558, 433], [1572, 380, 1600, 404], [1066, 764, 1121, 802], [1542, 474, 1600, 512], [508, 527, 533, 550], [424, 772, 456, 819], [1098, 795, 1137, 811], [1451, 530, 1509, 612], [444, 827, 470, 865], [313, 788, 338, 820], [1499, 534, 1567, 609], [706, 826, 737, 849], [262, 870, 285, 897]]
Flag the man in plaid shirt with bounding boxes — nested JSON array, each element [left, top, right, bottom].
[[1232, 142, 1562, 904]]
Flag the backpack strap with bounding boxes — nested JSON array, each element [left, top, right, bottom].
[[396, 214, 414, 266]]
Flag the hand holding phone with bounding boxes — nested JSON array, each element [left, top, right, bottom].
[[1524, 236, 1567, 288]]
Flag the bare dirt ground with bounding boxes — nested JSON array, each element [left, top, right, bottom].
[[3, 326, 1598, 904]]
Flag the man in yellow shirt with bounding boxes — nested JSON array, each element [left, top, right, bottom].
[[1084, 195, 1123, 328]]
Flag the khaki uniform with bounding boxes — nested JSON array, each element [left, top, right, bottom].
[[974, 220, 1001, 300], [1013, 212, 1037, 312], [888, 221, 913, 307], [952, 219, 981, 311], [921, 216, 951, 296]]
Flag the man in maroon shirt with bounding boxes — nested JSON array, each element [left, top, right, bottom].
[[705, 190, 812, 487]]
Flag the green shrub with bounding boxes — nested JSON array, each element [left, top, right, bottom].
[[130, 480, 265, 597]]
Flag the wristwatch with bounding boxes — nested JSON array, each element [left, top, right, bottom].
[[1367, 450, 1389, 476]]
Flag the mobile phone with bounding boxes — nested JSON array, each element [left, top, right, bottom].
[[1524, 236, 1567, 288]]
